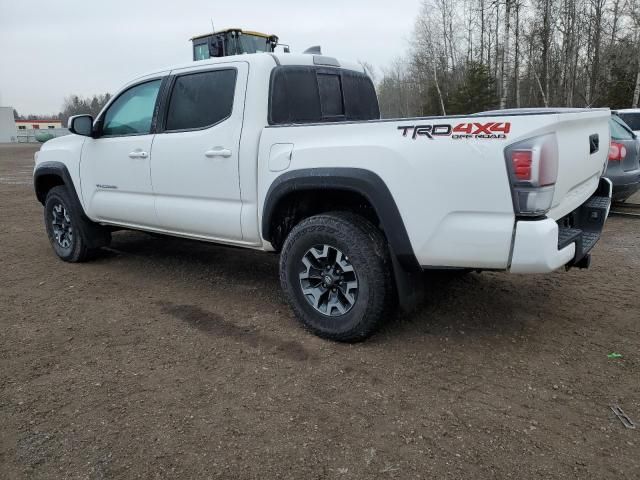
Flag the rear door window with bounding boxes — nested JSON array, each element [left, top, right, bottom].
[[165, 69, 237, 131]]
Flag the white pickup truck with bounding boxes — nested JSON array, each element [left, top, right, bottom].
[[33, 52, 612, 341]]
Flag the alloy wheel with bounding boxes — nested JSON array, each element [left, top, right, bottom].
[[51, 203, 73, 250], [299, 245, 359, 316]]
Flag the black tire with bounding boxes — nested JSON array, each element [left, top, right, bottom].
[[44, 186, 95, 262], [279, 212, 394, 342]]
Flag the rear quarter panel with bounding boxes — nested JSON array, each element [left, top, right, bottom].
[[259, 118, 518, 268]]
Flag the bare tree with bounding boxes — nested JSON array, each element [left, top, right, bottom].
[[500, 0, 512, 108], [376, 0, 640, 114], [514, 0, 522, 107], [586, 0, 607, 105], [630, 0, 640, 107], [358, 60, 378, 83]]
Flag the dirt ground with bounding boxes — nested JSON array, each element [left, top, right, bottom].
[[0, 143, 638, 479]]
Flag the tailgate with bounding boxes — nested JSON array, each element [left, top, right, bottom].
[[546, 110, 610, 219]]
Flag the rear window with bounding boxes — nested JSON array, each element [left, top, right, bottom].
[[610, 117, 634, 140], [617, 112, 640, 131], [165, 69, 237, 131], [342, 70, 380, 120], [269, 66, 379, 125], [317, 73, 344, 117]]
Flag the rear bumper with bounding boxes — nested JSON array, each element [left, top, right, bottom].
[[510, 178, 612, 273], [612, 184, 640, 202], [610, 175, 640, 202]]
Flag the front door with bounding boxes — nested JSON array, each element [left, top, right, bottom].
[[150, 63, 246, 241], [80, 78, 163, 228]]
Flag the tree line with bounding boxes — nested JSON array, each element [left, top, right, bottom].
[[13, 93, 112, 126], [376, 0, 640, 118], [16, 0, 640, 124]]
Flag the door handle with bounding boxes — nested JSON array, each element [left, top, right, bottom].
[[205, 148, 232, 158], [129, 151, 149, 159]]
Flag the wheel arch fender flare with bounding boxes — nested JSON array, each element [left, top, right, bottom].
[[34, 161, 82, 207], [262, 168, 420, 272], [34, 162, 110, 249]]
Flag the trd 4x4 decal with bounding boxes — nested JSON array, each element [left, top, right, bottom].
[[398, 122, 511, 140]]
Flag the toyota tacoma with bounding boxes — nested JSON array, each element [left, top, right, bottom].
[[33, 53, 613, 341]]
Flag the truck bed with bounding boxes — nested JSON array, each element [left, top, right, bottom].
[[258, 109, 611, 270]]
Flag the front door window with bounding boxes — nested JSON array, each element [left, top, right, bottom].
[[102, 80, 162, 136]]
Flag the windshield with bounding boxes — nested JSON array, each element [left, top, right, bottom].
[[617, 112, 640, 131], [194, 43, 209, 61], [236, 34, 271, 54]]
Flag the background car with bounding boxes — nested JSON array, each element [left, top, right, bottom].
[[606, 114, 640, 202], [614, 109, 640, 135]]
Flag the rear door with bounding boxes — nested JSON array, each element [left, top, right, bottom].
[[80, 78, 164, 227], [150, 62, 247, 240]]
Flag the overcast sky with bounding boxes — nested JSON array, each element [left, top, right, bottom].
[[0, 0, 421, 115]]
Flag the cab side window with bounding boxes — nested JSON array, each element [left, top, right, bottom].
[[102, 80, 162, 136], [165, 69, 237, 132]]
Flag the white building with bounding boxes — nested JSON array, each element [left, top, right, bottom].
[[0, 107, 17, 143], [16, 119, 63, 130]]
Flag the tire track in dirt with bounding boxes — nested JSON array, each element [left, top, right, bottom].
[[157, 302, 315, 363]]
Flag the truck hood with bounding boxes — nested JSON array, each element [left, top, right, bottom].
[[36, 134, 85, 166], [39, 133, 85, 153]]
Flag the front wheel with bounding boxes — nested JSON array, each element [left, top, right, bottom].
[[44, 186, 95, 262], [279, 212, 394, 342]]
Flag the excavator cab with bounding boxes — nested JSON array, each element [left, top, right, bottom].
[[191, 29, 280, 61]]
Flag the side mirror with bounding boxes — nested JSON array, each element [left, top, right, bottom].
[[68, 115, 94, 137]]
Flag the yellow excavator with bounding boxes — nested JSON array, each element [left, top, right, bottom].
[[191, 28, 287, 61]]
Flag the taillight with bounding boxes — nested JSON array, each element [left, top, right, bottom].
[[608, 142, 627, 161], [504, 134, 559, 216], [511, 150, 533, 180]]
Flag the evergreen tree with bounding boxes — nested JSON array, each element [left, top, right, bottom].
[[449, 62, 499, 114]]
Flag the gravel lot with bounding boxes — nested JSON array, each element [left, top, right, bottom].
[[1, 143, 639, 479]]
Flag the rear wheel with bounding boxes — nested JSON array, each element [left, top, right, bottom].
[[44, 186, 95, 262], [279, 212, 394, 342]]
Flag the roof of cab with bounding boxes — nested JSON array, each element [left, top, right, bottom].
[[129, 52, 366, 84], [190, 29, 274, 41]]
